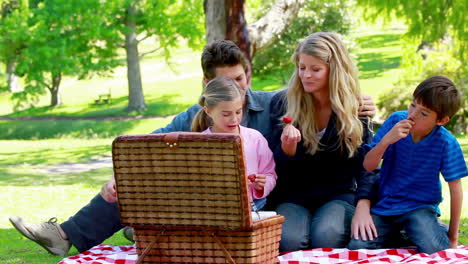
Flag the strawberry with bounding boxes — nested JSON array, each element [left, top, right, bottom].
[[283, 115, 293, 124], [247, 174, 256, 183]]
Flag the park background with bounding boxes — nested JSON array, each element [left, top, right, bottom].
[[0, 0, 466, 263]]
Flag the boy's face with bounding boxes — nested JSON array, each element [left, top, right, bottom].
[[212, 64, 248, 92], [408, 100, 448, 136]]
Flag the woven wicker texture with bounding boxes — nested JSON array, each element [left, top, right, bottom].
[[112, 133, 284, 264]]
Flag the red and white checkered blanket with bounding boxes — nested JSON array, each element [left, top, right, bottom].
[[59, 244, 468, 264]]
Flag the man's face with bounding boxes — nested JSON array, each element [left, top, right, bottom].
[[213, 64, 248, 92]]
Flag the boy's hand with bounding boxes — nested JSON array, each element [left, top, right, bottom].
[[281, 124, 301, 156], [351, 199, 377, 241], [382, 119, 415, 145], [358, 94, 377, 117], [100, 178, 118, 203]]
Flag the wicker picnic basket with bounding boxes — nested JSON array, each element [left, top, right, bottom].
[[112, 132, 284, 264]]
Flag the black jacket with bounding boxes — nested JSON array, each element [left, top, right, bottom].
[[266, 90, 378, 210]]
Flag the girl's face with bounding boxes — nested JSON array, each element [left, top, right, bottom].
[[407, 100, 443, 136], [298, 53, 329, 94], [205, 97, 243, 134]]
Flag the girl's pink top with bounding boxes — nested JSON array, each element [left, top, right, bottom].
[[203, 125, 277, 199]]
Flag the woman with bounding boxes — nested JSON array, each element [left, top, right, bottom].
[[266, 32, 377, 251]]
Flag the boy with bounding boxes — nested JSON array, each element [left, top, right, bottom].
[[349, 75, 466, 253]]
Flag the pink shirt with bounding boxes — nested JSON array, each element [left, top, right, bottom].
[[203, 126, 277, 200]]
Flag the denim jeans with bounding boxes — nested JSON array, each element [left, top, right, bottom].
[[61, 194, 124, 252], [275, 200, 354, 252], [348, 207, 449, 254]]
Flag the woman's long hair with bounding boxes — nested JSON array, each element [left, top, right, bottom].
[[285, 32, 363, 157], [191, 77, 245, 132]]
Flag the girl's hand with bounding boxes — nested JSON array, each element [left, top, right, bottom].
[[351, 200, 377, 241], [382, 119, 414, 146], [249, 174, 266, 197], [281, 124, 301, 156], [100, 179, 118, 203]]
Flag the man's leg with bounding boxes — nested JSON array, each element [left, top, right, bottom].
[[309, 200, 354, 248], [275, 202, 312, 252], [399, 207, 449, 254], [61, 194, 124, 252], [10, 193, 124, 255]]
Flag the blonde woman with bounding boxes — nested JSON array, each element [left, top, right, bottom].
[[266, 32, 376, 251]]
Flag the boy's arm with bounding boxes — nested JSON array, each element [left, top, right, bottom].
[[364, 119, 414, 171], [448, 179, 463, 248]]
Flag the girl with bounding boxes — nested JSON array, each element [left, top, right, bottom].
[[191, 77, 277, 210], [267, 32, 376, 251]]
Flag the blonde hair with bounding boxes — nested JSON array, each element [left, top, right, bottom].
[[191, 77, 245, 132], [285, 32, 363, 157]]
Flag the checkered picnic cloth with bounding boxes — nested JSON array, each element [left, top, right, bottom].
[[59, 244, 468, 264]]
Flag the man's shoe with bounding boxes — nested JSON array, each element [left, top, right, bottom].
[[122, 226, 134, 243], [9, 216, 71, 256]]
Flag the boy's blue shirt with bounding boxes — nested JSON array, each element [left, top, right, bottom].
[[151, 88, 278, 136], [366, 110, 467, 216]]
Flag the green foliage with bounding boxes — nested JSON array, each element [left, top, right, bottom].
[[252, 0, 355, 83], [356, 0, 466, 62], [1, 0, 205, 110], [377, 40, 467, 133]]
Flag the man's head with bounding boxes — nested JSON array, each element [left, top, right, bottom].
[[201, 40, 249, 91], [412, 75, 461, 122]]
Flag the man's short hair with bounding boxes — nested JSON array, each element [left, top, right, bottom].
[[413, 75, 461, 119], [201, 40, 248, 80]]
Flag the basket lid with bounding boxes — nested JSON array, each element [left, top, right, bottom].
[[112, 132, 252, 230]]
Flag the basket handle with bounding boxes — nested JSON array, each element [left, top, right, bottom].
[[136, 230, 165, 264], [164, 132, 180, 149], [212, 232, 237, 264]]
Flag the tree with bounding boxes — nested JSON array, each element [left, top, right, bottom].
[[117, 0, 205, 112], [7, 0, 205, 111], [204, 0, 306, 81], [13, 0, 120, 108], [0, 0, 27, 92], [356, 0, 466, 62]]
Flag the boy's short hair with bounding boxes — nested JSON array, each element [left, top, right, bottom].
[[413, 75, 461, 119], [201, 40, 248, 80]]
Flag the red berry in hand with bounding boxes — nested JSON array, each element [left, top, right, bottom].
[[283, 116, 292, 124], [248, 174, 256, 183]]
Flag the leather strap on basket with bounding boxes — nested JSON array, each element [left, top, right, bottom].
[[212, 232, 236, 264], [136, 230, 165, 264], [163, 132, 179, 149]]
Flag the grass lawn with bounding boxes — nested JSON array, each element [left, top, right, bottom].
[[0, 24, 466, 263]]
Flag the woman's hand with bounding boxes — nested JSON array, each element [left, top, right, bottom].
[[100, 178, 118, 203], [351, 199, 377, 241], [281, 124, 301, 157]]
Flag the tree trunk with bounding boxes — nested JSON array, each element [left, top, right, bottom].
[[6, 61, 21, 92], [49, 72, 62, 107], [124, 1, 146, 113], [204, 0, 306, 74]]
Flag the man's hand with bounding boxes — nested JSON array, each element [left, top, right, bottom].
[[100, 178, 117, 203], [281, 124, 301, 157], [359, 94, 377, 118]]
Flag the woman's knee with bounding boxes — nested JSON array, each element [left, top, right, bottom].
[[276, 203, 311, 251], [309, 200, 354, 248]]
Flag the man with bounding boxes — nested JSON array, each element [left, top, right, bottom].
[[9, 40, 376, 256]]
